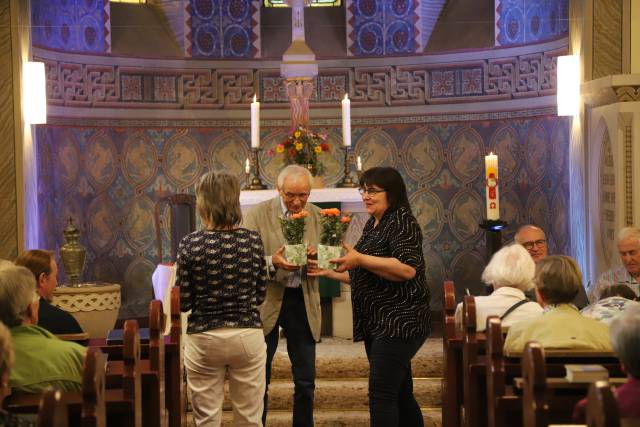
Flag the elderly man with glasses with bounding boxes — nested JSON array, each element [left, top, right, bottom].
[[514, 224, 589, 308], [243, 165, 322, 427]]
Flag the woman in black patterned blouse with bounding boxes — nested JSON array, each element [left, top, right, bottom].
[[310, 167, 431, 427], [176, 171, 267, 427]]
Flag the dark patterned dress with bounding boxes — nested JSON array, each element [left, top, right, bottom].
[[349, 206, 431, 341], [0, 410, 36, 427], [176, 228, 267, 334]]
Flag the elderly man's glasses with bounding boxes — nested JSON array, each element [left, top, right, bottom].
[[522, 239, 547, 250], [283, 192, 310, 200], [358, 187, 385, 196]]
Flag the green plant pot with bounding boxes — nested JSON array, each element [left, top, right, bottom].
[[284, 243, 307, 266], [317, 244, 342, 269]]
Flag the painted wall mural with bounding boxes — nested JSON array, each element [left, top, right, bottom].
[[36, 114, 570, 317], [495, 0, 568, 46], [346, 0, 422, 56], [31, 0, 110, 53], [186, 0, 260, 58]]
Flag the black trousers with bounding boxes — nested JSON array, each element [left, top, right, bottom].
[[263, 287, 316, 427], [364, 335, 427, 427]]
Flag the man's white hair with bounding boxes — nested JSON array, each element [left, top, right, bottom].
[[277, 165, 313, 189], [617, 227, 640, 246], [481, 244, 536, 291], [0, 260, 13, 271]]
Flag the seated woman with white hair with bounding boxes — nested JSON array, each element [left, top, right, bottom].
[[0, 266, 85, 393], [454, 244, 543, 332]]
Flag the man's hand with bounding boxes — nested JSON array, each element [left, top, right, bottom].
[[272, 246, 302, 271]]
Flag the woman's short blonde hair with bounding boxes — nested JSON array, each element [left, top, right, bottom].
[[0, 321, 13, 381], [534, 255, 582, 304], [481, 244, 535, 291], [195, 171, 242, 228]]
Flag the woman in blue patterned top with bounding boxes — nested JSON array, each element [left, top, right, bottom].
[[176, 171, 267, 427], [310, 167, 431, 427]]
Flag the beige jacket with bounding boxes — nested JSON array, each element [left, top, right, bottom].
[[242, 196, 322, 342]]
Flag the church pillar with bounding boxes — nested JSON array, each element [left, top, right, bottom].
[[0, 0, 27, 258]]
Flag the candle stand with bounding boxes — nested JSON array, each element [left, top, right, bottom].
[[246, 148, 267, 190], [338, 147, 358, 188], [479, 219, 508, 262]]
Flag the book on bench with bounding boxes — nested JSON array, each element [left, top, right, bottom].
[[565, 364, 609, 382], [106, 327, 150, 345]]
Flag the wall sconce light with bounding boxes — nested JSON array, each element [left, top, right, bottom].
[[23, 61, 47, 125], [557, 55, 580, 117]]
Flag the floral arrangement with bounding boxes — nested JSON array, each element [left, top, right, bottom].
[[317, 208, 352, 269], [279, 210, 309, 245], [319, 208, 352, 246], [279, 210, 309, 265], [273, 126, 330, 175]]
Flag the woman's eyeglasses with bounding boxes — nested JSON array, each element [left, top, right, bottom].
[[358, 188, 386, 196]]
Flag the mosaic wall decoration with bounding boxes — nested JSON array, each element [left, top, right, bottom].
[[186, 0, 259, 58], [36, 114, 571, 317], [346, 0, 422, 56], [37, 44, 561, 108], [31, 0, 110, 53], [495, 0, 568, 46], [599, 127, 616, 268]]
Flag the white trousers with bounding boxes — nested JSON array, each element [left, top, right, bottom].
[[185, 327, 266, 427]]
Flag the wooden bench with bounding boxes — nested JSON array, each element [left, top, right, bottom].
[[37, 389, 68, 427]]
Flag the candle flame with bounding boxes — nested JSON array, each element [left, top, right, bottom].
[[253, 94, 257, 102], [344, 94, 349, 100]]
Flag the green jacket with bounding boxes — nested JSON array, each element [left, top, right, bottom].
[[9, 324, 85, 393]]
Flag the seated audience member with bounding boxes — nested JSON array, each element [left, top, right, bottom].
[[504, 255, 611, 353], [0, 266, 85, 393], [581, 284, 640, 325], [515, 224, 589, 308], [573, 304, 640, 423], [14, 250, 83, 335], [588, 227, 640, 302], [454, 244, 543, 331], [0, 321, 36, 426]]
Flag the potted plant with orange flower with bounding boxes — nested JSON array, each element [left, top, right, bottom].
[[275, 126, 330, 176], [317, 208, 352, 269], [279, 210, 309, 266]]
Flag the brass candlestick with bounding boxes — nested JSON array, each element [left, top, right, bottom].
[[338, 147, 358, 188], [60, 218, 86, 287], [247, 147, 267, 190]]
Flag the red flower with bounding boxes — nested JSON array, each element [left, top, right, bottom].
[[320, 143, 330, 151]]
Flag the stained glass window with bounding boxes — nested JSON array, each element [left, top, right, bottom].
[[264, 0, 340, 7]]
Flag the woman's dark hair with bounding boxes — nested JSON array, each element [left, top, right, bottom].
[[599, 284, 637, 301], [359, 167, 410, 212]]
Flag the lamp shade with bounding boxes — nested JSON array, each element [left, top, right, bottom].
[[23, 61, 47, 125], [557, 55, 579, 116]]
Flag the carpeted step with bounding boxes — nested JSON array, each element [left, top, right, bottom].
[[221, 377, 442, 411], [270, 337, 443, 380], [220, 408, 442, 427]]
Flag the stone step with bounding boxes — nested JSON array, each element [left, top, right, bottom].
[[219, 408, 442, 427], [221, 377, 442, 411], [270, 337, 443, 380]]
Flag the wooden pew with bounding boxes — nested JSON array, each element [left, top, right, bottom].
[[168, 286, 185, 427], [37, 389, 68, 427], [522, 342, 548, 427], [462, 296, 487, 427], [586, 381, 620, 427], [486, 316, 520, 427], [442, 280, 462, 427], [80, 347, 107, 427]]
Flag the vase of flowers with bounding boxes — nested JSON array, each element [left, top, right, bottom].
[[274, 126, 330, 176], [317, 208, 352, 269], [279, 210, 309, 266]]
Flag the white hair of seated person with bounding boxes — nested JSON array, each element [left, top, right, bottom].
[[0, 260, 13, 271], [0, 266, 39, 327], [609, 303, 640, 379], [617, 227, 640, 245], [481, 244, 536, 292]]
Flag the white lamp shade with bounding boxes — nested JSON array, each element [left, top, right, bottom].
[[23, 61, 47, 125], [557, 55, 579, 116]]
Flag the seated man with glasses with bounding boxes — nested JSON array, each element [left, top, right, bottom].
[[243, 165, 322, 427], [514, 224, 589, 308]]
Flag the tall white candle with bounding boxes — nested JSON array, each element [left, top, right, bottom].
[[251, 95, 260, 148], [356, 156, 362, 172], [342, 94, 351, 147], [245, 158, 251, 174], [484, 152, 499, 220]]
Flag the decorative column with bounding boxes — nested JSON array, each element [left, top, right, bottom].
[[281, 0, 318, 129]]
